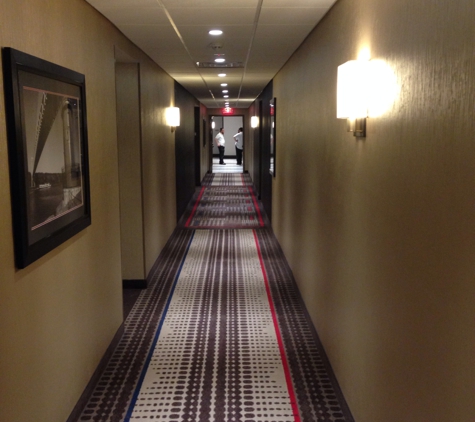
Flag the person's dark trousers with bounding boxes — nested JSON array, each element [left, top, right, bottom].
[[236, 147, 243, 165], [218, 145, 225, 164]]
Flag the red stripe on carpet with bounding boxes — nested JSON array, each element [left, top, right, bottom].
[[249, 186, 264, 226], [185, 186, 205, 227], [253, 230, 302, 422]]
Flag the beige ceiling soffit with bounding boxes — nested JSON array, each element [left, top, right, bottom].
[[154, 0, 219, 107], [235, 0, 264, 108]]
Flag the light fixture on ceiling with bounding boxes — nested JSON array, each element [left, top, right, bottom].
[[220, 83, 228, 87], [218, 73, 226, 77], [222, 90, 228, 93], [165, 107, 180, 133], [209, 30, 223, 36], [223, 95, 229, 98], [215, 58, 225, 63], [251, 116, 259, 128], [337, 59, 369, 137]]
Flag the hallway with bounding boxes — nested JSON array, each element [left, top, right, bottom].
[[211, 157, 244, 174], [72, 173, 353, 422]]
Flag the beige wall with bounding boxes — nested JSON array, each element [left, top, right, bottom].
[[272, 1, 475, 421], [0, 1, 176, 421], [116, 63, 145, 280], [138, 57, 176, 275]]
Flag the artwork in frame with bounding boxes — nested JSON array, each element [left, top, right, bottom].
[[269, 97, 276, 177], [2, 48, 91, 269]]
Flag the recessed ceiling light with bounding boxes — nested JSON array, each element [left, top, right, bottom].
[[220, 83, 228, 87], [215, 58, 225, 63], [209, 30, 223, 36], [218, 73, 226, 77], [222, 90, 228, 93], [223, 95, 229, 98]]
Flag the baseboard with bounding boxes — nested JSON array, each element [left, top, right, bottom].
[[65, 324, 125, 422], [123, 279, 147, 289]]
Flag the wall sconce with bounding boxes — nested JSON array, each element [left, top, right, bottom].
[[211, 120, 216, 130], [337, 57, 398, 138], [337, 59, 370, 137], [250, 116, 259, 128], [166, 107, 180, 132]]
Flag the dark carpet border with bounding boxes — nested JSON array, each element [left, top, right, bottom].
[[255, 228, 355, 422], [65, 324, 125, 422], [68, 229, 195, 422]]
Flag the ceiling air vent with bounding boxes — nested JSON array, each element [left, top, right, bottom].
[[208, 42, 224, 51], [196, 62, 244, 68]]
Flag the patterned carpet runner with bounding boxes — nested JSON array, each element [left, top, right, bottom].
[[184, 186, 264, 229], [74, 173, 354, 422], [128, 230, 298, 421], [201, 173, 253, 186]]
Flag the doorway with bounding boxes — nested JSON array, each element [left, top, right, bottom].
[[210, 115, 244, 173]]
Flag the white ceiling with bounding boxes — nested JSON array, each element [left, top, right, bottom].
[[86, 0, 337, 108]]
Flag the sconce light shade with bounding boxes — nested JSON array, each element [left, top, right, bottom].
[[337, 59, 371, 137], [166, 107, 180, 129], [337, 58, 398, 138], [251, 116, 259, 128], [211, 120, 216, 129], [337, 60, 369, 119]]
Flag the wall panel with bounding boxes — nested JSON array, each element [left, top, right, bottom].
[[272, 0, 475, 420], [0, 1, 176, 421]]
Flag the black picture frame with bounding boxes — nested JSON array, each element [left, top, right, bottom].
[[269, 97, 276, 177], [2, 48, 91, 269]]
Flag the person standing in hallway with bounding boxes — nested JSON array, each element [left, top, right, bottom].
[[233, 127, 243, 165], [215, 127, 226, 165]]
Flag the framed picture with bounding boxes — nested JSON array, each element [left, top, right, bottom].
[[2, 48, 91, 268], [269, 97, 276, 177]]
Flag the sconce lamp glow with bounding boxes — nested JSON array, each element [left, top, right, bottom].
[[211, 120, 216, 129], [251, 116, 259, 128], [166, 107, 180, 132], [337, 58, 399, 137], [337, 59, 370, 137], [337, 60, 369, 119]]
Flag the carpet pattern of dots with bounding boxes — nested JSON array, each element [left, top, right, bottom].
[[129, 230, 295, 421], [184, 186, 264, 229], [74, 172, 354, 422], [201, 173, 253, 186]]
